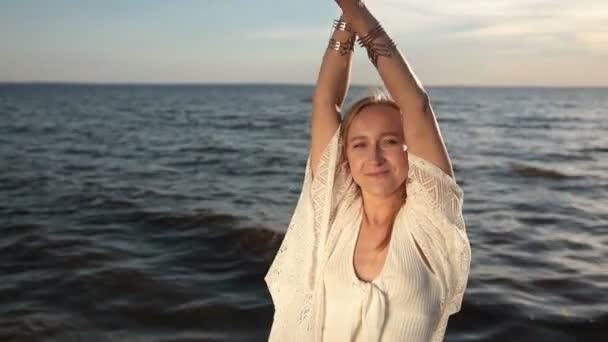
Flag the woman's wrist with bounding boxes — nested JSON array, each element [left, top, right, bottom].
[[341, 1, 367, 26], [328, 16, 356, 56], [343, 3, 378, 38], [333, 20, 355, 36]]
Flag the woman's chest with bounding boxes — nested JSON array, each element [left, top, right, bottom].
[[379, 232, 442, 312], [324, 223, 442, 312]]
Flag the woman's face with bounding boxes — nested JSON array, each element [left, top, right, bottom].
[[345, 104, 409, 198]]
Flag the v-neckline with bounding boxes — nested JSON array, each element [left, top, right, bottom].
[[350, 206, 402, 285]]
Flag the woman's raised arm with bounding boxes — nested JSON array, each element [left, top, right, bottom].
[[341, 1, 455, 178], [310, 14, 356, 178]]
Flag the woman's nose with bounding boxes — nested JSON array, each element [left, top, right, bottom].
[[371, 144, 385, 164]]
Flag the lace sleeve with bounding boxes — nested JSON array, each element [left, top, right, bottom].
[[310, 125, 355, 233], [406, 153, 470, 316], [265, 124, 357, 340], [407, 153, 465, 230]]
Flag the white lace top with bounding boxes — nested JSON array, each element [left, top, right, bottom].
[[265, 125, 471, 341]]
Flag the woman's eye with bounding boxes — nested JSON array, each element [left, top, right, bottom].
[[384, 139, 398, 145], [353, 144, 364, 149]]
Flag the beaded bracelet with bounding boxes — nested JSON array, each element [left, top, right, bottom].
[[357, 24, 397, 67], [328, 37, 355, 56], [333, 19, 356, 35], [327, 19, 356, 55]]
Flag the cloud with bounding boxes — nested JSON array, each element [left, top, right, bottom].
[[245, 1, 606, 49], [367, 0, 608, 53]]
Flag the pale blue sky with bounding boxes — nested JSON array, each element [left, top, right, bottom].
[[1, 0, 606, 86]]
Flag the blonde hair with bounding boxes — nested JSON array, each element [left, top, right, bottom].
[[340, 88, 400, 154]]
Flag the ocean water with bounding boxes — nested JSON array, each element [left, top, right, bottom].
[[0, 83, 606, 341]]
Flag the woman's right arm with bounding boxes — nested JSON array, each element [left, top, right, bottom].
[[310, 13, 355, 178]]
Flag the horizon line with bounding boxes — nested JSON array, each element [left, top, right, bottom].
[[1, 81, 607, 89]]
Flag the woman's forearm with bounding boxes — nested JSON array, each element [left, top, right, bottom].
[[343, 3, 428, 113], [312, 14, 355, 110]]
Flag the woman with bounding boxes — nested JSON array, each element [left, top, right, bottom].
[[265, 1, 471, 341]]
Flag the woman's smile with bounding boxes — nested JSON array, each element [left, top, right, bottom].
[[367, 170, 389, 177]]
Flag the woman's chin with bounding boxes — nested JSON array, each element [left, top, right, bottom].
[[361, 184, 396, 197]]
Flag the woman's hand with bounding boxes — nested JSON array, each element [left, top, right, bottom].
[[334, 0, 363, 12], [334, 0, 365, 22]]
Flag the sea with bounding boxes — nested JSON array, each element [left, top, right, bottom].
[[0, 83, 606, 342]]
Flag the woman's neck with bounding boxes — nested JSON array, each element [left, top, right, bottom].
[[361, 188, 406, 228]]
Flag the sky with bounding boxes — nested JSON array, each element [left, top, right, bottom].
[[1, 0, 607, 86]]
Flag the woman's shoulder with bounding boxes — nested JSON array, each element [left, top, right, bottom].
[[407, 152, 463, 200]]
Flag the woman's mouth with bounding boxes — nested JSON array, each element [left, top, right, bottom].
[[367, 170, 389, 177]]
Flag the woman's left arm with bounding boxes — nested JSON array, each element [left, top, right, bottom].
[[340, 0, 455, 178]]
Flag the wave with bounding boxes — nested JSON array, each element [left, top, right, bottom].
[[510, 163, 573, 180], [579, 147, 608, 153]]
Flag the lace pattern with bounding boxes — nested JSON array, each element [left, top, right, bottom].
[[265, 126, 351, 341], [406, 153, 470, 317]]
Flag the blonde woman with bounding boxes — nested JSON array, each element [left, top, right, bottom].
[[265, 1, 471, 341]]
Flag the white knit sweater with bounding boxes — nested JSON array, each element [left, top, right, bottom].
[[265, 125, 471, 341]]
